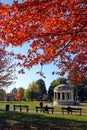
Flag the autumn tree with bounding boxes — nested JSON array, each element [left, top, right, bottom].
[[0, 46, 16, 88], [15, 93, 21, 101], [0, 0, 87, 85], [17, 87, 25, 100]]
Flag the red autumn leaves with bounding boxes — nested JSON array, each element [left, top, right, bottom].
[[0, 0, 87, 85]]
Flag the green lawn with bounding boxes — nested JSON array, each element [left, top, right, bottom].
[[0, 110, 87, 130], [0, 101, 61, 111], [0, 101, 87, 130]]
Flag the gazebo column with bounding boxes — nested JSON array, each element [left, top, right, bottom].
[[65, 92, 67, 100], [60, 92, 62, 100], [71, 91, 74, 100], [56, 92, 58, 101], [54, 92, 56, 101], [57, 92, 58, 101]]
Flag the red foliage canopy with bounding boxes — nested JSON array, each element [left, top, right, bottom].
[[0, 0, 87, 85]]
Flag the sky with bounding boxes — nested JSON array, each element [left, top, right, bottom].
[[6, 43, 61, 93], [2, 0, 65, 92]]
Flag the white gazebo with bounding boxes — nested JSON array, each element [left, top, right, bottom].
[[53, 84, 75, 105]]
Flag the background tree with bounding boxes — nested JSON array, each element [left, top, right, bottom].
[[0, 47, 16, 88], [15, 93, 21, 101], [0, 0, 87, 85], [17, 87, 25, 100], [0, 89, 6, 101], [78, 78, 87, 102], [36, 79, 47, 100], [25, 81, 39, 101], [48, 77, 68, 101]]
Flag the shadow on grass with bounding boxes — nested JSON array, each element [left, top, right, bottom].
[[0, 110, 87, 130]]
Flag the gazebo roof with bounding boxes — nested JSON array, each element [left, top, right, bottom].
[[54, 84, 73, 91]]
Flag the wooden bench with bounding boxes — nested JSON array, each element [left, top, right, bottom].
[[35, 106, 54, 114], [61, 107, 82, 115], [13, 105, 29, 112]]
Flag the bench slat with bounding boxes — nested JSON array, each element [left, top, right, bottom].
[[13, 105, 29, 112], [35, 106, 54, 114], [61, 107, 82, 115]]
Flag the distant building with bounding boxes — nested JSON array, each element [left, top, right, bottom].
[[54, 84, 75, 105], [12, 87, 17, 93]]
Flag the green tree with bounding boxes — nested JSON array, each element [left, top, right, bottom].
[[48, 77, 68, 101], [78, 78, 87, 102], [36, 79, 47, 100], [25, 81, 39, 101]]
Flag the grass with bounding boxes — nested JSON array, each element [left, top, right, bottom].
[[0, 110, 87, 130], [0, 101, 87, 129]]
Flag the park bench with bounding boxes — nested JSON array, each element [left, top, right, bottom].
[[61, 107, 82, 115], [13, 105, 29, 112], [35, 106, 54, 114]]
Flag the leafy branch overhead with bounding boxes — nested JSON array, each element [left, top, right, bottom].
[[0, 0, 87, 85]]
